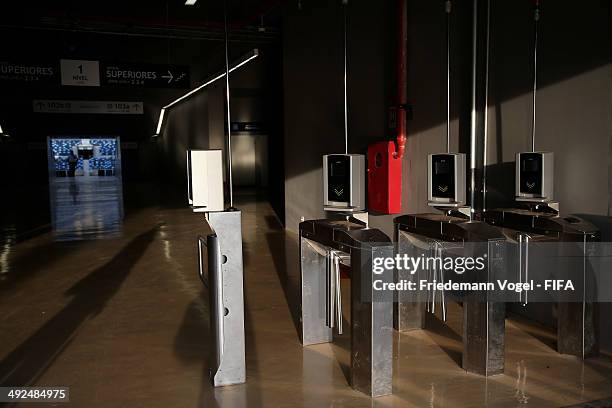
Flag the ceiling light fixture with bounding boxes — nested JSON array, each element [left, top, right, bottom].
[[0, 123, 9, 138], [153, 48, 259, 138], [185, 0, 198, 5]]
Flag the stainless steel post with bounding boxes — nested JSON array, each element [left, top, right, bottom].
[[343, 0, 349, 154], [463, 238, 505, 376], [223, 0, 234, 208], [201, 211, 246, 386], [299, 220, 393, 397], [531, 1, 540, 152], [350, 241, 393, 396], [469, 0, 478, 211], [482, 0, 491, 210], [445, 0, 451, 153], [300, 238, 333, 345], [394, 229, 427, 331]]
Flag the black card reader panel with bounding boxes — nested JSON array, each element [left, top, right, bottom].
[[519, 153, 542, 195], [327, 154, 350, 202], [431, 154, 455, 199]]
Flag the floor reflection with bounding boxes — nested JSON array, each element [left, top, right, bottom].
[[49, 176, 124, 241], [0, 226, 15, 281]]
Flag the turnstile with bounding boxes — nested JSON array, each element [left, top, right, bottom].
[[394, 213, 507, 376], [197, 210, 246, 386], [299, 219, 394, 397], [485, 207, 600, 358]]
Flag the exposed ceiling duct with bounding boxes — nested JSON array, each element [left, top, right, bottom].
[[0, 1, 282, 43]]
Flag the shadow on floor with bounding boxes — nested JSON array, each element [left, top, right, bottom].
[[173, 247, 263, 407], [0, 238, 78, 293], [331, 283, 352, 386], [423, 312, 463, 367], [508, 311, 558, 352], [173, 291, 211, 367], [0, 226, 159, 392], [172, 289, 224, 408], [264, 217, 302, 340]]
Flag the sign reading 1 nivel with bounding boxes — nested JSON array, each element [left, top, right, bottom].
[[60, 59, 100, 87]]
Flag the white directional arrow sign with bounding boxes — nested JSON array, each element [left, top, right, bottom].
[[161, 70, 174, 83], [102, 63, 189, 88]]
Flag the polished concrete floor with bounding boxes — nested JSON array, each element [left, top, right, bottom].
[[1, 192, 612, 407]]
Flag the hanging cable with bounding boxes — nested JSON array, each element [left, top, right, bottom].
[[531, 0, 540, 152], [223, 0, 234, 208], [445, 0, 451, 153], [343, 0, 349, 154]]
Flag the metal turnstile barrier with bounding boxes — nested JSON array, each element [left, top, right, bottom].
[[394, 214, 507, 376], [485, 208, 600, 358], [197, 210, 246, 387], [299, 219, 394, 397]]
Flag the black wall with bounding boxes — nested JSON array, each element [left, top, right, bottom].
[[0, 26, 285, 218]]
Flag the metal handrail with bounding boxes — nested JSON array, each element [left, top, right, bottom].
[[326, 250, 345, 335], [518, 233, 531, 306], [197, 233, 225, 366], [197, 235, 208, 287]]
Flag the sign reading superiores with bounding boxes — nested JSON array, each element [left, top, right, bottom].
[[0, 61, 58, 83], [102, 62, 190, 88], [1, 60, 189, 88]]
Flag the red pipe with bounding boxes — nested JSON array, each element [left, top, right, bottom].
[[393, 0, 408, 159]]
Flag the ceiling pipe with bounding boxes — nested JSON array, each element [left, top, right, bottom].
[[445, 0, 451, 153], [342, 0, 348, 154], [0, 23, 277, 43], [482, 0, 491, 212], [469, 0, 491, 218], [531, 0, 540, 152], [31, 1, 283, 37], [223, 0, 235, 209], [393, 0, 408, 159], [469, 0, 478, 216]]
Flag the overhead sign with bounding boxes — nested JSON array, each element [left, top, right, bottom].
[[33, 100, 143, 115], [2, 60, 189, 88], [102, 62, 190, 88], [0, 61, 58, 84], [60, 59, 100, 86], [230, 122, 265, 133]]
